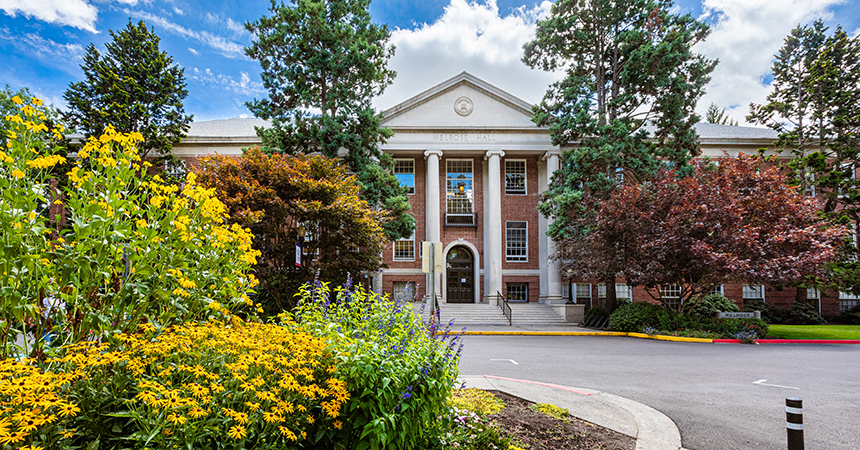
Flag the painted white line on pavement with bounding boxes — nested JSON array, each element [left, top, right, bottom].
[[490, 359, 519, 365], [753, 379, 800, 390]]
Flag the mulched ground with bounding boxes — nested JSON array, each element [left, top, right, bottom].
[[488, 391, 635, 450]]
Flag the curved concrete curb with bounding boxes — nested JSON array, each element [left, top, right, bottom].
[[459, 375, 684, 450]]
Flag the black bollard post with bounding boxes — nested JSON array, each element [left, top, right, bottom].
[[786, 398, 804, 450]]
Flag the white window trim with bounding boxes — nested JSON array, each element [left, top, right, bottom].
[[743, 284, 765, 302], [394, 158, 415, 195], [446, 159, 475, 215], [393, 232, 415, 261], [505, 159, 527, 195], [505, 221, 528, 262], [575, 283, 591, 301], [711, 285, 725, 296]]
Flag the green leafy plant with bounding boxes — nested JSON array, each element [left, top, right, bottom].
[[609, 302, 674, 332], [688, 294, 740, 322], [449, 388, 505, 416], [287, 282, 462, 450], [530, 403, 570, 422]]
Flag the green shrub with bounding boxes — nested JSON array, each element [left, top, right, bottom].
[[742, 299, 786, 324], [449, 388, 505, 416], [699, 318, 769, 339], [784, 301, 828, 325], [289, 282, 462, 450], [687, 294, 740, 321], [530, 403, 570, 422], [833, 305, 860, 325], [609, 302, 674, 332]]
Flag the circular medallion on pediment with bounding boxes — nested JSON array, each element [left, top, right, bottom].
[[454, 96, 474, 116]]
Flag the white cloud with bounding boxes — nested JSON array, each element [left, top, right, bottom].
[[188, 47, 199, 56], [204, 12, 247, 36], [126, 9, 246, 58], [0, 27, 85, 73], [376, 0, 559, 110], [173, 6, 183, 15], [694, 0, 843, 125], [0, 0, 99, 33], [188, 67, 264, 96]]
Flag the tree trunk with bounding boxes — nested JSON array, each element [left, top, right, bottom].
[[795, 286, 808, 305], [605, 276, 617, 313]]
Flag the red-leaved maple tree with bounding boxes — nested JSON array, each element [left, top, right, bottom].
[[559, 154, 848, 314]]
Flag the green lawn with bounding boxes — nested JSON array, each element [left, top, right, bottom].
[[768, 325, 860, 340]]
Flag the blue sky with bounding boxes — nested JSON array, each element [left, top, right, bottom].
[[1, 0, 858, 124]]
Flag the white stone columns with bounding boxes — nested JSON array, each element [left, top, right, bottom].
[[424, 150, 443, 302], [544, 150, 564, 304], [485, 149, 505, 300]]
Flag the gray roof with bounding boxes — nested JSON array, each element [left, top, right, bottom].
[[693, 122, 776, 140], [186, 118, 270, 137], [185, 117, 776, 141]]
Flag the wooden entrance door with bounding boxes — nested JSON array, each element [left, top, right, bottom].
[[446, 246, 474, 303]]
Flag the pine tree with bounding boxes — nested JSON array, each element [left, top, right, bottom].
[[523, 0, 716, 311], [748, 21, 860, 297], [245, 0, 414, 240], [63, 20, 192, 162], [705, 103, 738, 126]]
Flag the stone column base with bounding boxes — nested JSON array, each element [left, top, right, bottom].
[[552, 304, 585, 323]]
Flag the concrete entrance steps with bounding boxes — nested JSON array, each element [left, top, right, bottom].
[[411, 302, 570, 326]]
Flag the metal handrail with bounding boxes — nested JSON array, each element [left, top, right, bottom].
[[496, 290, 512, 326]]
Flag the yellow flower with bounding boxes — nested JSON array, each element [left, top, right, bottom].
[[11, 95, 22, 105], [12, 169, 24, 179], [0, 431, 26, 445], [166, 413, 187, 425], [334, 420, 343, 429], [227, 425, 246, 440], [58, 402, 81, 417]]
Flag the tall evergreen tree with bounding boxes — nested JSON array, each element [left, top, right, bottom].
[[748, 21, 860, 297], [245, 0, 414, 240], [63, 20, 192, 161], [705, 102, 738, 126], [523, 0, 716, 311]]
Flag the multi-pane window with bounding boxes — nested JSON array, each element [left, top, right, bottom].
[[711, 285, 725, 296], [839, 292, 860, 311], [598, 283, 631, 300], [446, 160, 474, 224], [743, 284, 765, 300], [394, 159, 415, 194], [661, 284, 681, 309], [505, 160, 526, 195], [804, 169, 815, 197], [576, 283, 591, 303], [165, 159, 187, 179], [393, 281, 415, 302], [505, 221, 528, 262], [393, 232, 415, 261], [507, 283, 528, 302]]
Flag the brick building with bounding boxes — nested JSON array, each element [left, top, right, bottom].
[[173, 72, 853, 319]]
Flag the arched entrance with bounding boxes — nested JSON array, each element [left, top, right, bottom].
[[446, 246, 474, 303]]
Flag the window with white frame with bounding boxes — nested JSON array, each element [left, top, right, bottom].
[[807, 288, 820, 300], [576, 283, 591, 303], [394, 159, 415, 194], [711, 285, 725, 296], [393, 232, 415, 261], [505, 160, 526, 195], [661, 284, 681, 309], [743, 284, 765, 300], [804, 168, 815, 197], [598, 283, 631, 300], [507, 283, 528, 302], [839, 291, 860, 311], [165, 159, 187, 179], [838, 163, 856, 198], [446, 160, 474, 224], [393, 281, 415, 302], [505, 221, 528, 262]]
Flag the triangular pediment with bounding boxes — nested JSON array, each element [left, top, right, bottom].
[[381, 72, 537, 129]]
